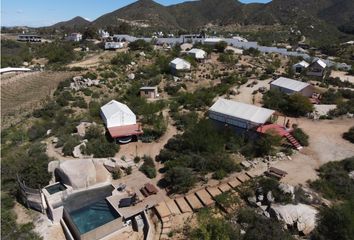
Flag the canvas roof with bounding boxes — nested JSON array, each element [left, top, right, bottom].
[[188, 48, 206, 54], [101, 100, 135, 123], [170, 57, 190, 66], [271, 77, 310, 92], [209, 98, 275, 125]]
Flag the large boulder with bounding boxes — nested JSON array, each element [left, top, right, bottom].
[[269, 203, 318, 235], [55, 159, 111, 189]]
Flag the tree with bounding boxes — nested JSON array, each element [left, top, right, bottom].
[[312, 201, 354, 240], [164, 167, 197, 193], [215, 41, 228, 53], [84, 136, 119, 158], [343, 126, 354, 143], [128, 39, 153, 52]]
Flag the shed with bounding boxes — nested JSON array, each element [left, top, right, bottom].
[[187, 48, 207, 60], [169, 58, 191, 71], [140, 86, 158, 99], [209, 99, 275, 130], [307, 59, 327, 77], [292, 61, 309, 73], [270, 77, 314, 97]]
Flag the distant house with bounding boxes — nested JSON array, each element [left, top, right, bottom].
[[169, 58, 191, 73], [209, 98, 275, 130], [270, 77, 314, 97], [100, 100, 143, 142], [187, 48, 207, 60], [17, 34, 41, 42], [99, 29, 110, 38], [105, 42, 124, 50], [204, 38, 222, 45], [292, 61, 309, 73], [307, 59, 327, 77], [67, 33, 82, 42], [140, 86, 159, 99]]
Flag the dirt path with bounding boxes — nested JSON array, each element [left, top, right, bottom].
[[330, 71, 354, 84], [229, 78, 271, 105], [276, 117, 354, 185], [68, 49, 126, 69]]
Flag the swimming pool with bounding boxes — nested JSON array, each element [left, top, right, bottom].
[[45, 183, 67, 195], [69, 199, 120, 234]]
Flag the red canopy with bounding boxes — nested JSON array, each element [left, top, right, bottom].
[[108, 124, 143, 138]]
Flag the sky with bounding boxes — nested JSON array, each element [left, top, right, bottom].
[[1, 0, 271, 27]]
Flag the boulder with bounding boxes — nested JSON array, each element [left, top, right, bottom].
[[55, 159, 111, 189], [279, 183, 295, 199], [128, 73, 135, 80], [269, 203, 318, 235]]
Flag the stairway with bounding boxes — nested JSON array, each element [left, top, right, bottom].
[[285, 133, 302, 150]]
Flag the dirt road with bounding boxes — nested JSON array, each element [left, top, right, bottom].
[[276, 117, 354, 185]]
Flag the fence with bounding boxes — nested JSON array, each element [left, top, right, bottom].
[[17, 175, 46, 213]]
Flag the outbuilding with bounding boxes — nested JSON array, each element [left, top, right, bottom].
[[169, 58, 191, 72], [307, 59, 327, 77], [140, 86, 159, 99], [209, 98, 275, 130], [187, 48, 207, 60], [270, 77, 314, 97], [292, 61, 309, 73], [100, 100, 143, 141]]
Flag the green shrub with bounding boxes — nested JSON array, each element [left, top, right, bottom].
[[112, 168, 122, 180], [62, 135, 80, 156], [84, 137, 119, 158], [292, 128, 309, 146], [343, 126, 354, 143], [139, 155, 156, 178], [212, 169, 227, 180], [164, 167, 197, 193]]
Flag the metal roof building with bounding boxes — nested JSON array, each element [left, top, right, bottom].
[[271, 77, 314, 97], [209, 99, 275, 130]]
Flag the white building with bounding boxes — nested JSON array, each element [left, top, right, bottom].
[[169, 58, 191, 71], [270, 77, 314, 97], [100, 100, 136, 128], [204, 38, 222, 45], [105, 42, 124, 50], [67, 33, 82, 42], [187, 48, 207, 60], [209, 98, 275, 130], [99, 29, 110, 38], [307, 59, 327, 77], [292, 61, 309, 73], [0, 67, 32, 74]]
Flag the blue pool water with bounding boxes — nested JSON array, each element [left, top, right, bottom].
[[69, 199, 119, 234]]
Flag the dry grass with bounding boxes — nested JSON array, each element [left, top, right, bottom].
[[1, 71, 78, 128]]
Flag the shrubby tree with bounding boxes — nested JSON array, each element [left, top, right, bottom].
[[165, 167, 197, 193]]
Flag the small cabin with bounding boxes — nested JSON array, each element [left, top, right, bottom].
[[140, 86, 158, 99]]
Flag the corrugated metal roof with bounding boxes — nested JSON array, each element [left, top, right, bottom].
[[271, 77, 310, 92], [209, 98, 275, 124]]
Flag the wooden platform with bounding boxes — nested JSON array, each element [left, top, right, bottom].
[[185, 194, 203, 210], [206, 187, 222, 198], [195, 189, 214, 207], [228, 179, 242, 188], [175, 197, 192, 213], [165, 199, 181, 215], [155, 201, 171, 219], [237, 173, 251, 183], [218, 183, 232, 192]]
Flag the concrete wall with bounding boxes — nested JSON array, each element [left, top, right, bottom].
[[80, 218, 123, 240]]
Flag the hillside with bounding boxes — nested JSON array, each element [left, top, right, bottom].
[[93, 0, 180, 29], [48, 0, 354, 43], [50, 16, 90, 30]]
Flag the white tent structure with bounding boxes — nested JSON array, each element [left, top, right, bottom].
[[169, 58, 191, 71], [0, 67, 32, 74], [209, 98, 275, 130], [187, 48, 207, 59], [271, 77, 314, 97], [100, 100, 136, 128]]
